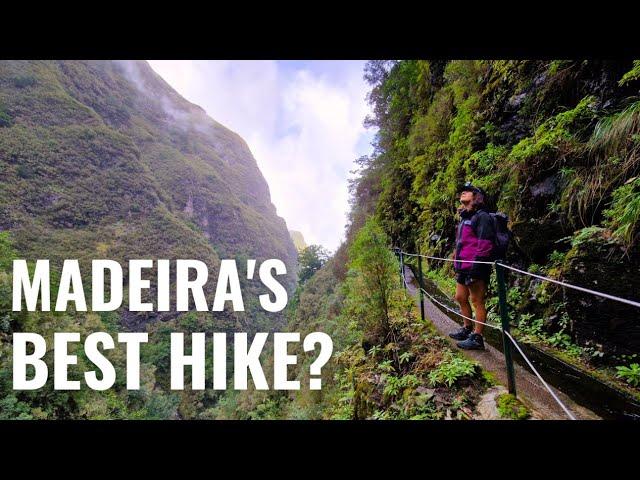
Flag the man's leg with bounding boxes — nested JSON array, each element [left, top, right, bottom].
[[449, 281, 474, 340], [468, 280, 488, 335], [456, 279, 487, 350], [454, 282, 472, 328]]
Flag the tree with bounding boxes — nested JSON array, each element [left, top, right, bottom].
[[298, 245, 330, 284], [344, 218, 398, 338]]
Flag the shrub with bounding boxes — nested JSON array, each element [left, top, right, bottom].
[[12, 75, 37, 88], [344, 218, 399, 337], [16, 164, 35, 179], [428, 354, 477, 387], [0, 109, 12, 128]]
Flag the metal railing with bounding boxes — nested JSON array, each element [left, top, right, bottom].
[[393, 248, 640, 420]]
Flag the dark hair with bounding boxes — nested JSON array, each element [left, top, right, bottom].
[[471, 191, 486, 209]]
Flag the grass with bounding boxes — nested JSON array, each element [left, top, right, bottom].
[[604, 177, 640, 249]]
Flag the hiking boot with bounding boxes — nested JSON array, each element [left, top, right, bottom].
[[457, 333, 485, 350], [449, 325, 473, 341]]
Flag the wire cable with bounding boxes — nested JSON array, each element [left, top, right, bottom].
[[419, 286, 502, 331], [503, 331, 577, 420], [402, 251, 494, 265], [401, 250, 640, 309], [496, 262, 640, 309], [417, 285, 576, 419]]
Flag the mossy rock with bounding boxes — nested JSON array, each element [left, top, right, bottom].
[[353, 376, 378, 420], [561, 228, 640, 360], [511, 216, 567, 264], [497, 393, 530, 420]]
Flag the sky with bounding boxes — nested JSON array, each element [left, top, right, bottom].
[[147, 60, 375, 253]]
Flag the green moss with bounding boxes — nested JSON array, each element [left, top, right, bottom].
[[343, 59, 640, 418], [547, 60, 572, 77], [569, 226, 608, 248], [619, 60, 640, 86], [481, 370, 498, 386], [509, 95, 596, 165], [497, 393, 530, 420], [0, 231, 16, 270]]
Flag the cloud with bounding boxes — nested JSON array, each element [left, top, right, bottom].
[[147, 60, 372, 252]]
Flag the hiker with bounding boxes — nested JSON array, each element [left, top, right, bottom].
[[448, 182, 496, 350]]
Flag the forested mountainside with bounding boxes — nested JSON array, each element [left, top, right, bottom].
[[0, 60, 297, 297], [357, 60, 640, 360], [240, 60, 640, 420], [0, 60, 297, 419], [224, 221, 499, 420], [2, 60, 639, 420]]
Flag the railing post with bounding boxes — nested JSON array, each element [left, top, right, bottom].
[[495, 261, 517, 396], [399, 250, 406, 290], [393, 247, 400, 277], [417, 254, 425, 322]]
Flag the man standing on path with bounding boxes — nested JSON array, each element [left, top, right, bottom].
[[448, 182, 496, 350]]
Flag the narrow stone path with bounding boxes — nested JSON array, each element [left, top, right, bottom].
[[403, 265, 600, 420]]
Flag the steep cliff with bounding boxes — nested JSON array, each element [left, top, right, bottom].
[[358, 60, 640, 364], [0, 60, 298, 419], [289, 230, 307, 251], [0, 60, 298, 327]]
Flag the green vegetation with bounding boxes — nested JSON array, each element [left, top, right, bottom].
[[354, 59, 640, 373], [342, 220, 399, 341], [428, 354, 477, 387], [248, 59, 640, 418], [297, 245, 330, 285], [616, 363, 640, 387], [234, 218, 490, 420], [0, 108, 11, 128], [496, 393, 530, 420], [3, 59, 640, 418], [12, 75, 37, 89], [0, 61, 297, 289], [0, 60, 298, 419], [619, 60, 640, 86], [604, 176, 640, 249], [509, 95, 595, 166], [0, 232, 178, 419]]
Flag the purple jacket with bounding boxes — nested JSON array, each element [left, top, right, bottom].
[[454, 208, 496, 273]]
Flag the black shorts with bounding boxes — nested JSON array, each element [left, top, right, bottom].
[[456, 266, 491, 286]]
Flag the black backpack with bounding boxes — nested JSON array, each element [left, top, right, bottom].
[[490, 212, 512, 260]]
